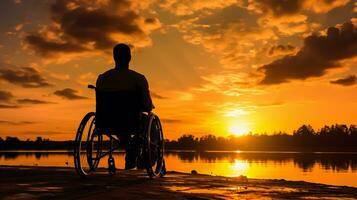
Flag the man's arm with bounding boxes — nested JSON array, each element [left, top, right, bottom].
[[140, 76, 154, 112]]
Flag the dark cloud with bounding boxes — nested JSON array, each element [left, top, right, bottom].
[[252, 0, 304, 17], [250, 0, 350, 16], [256, 101, 285, 107], [0, 90, 53, 108], [0, 120, 36, 125], [0, 89, 53, 107], [25, 34, 86, 56], [0, 104, 20, 109], [145, 18, 159, 24], [0, 90, 13, 102], [24, 0, 160, 56], [161, 118, 183, 123], [151, 91, 167, 99], [330, 75, 356, 86], [0, 90, 18, 108], [17, 98, 54, 104], [54, 88, 88, 100], [259, 21, 357, 85], [268, 44, 296, 56], [0, 66, 52, 88]]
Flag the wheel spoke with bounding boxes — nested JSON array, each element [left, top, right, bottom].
[[74, 112, 104, 177]]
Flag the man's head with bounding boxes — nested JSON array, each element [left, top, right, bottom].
[[113, 43, 131, 68]]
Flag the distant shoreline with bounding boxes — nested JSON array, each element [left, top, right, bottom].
[[3, 125, 357, 152]]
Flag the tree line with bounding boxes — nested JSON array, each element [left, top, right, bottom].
[[1, 124, 357, 151], [0, 136, 73, 150], [165, 124, 357, 151]]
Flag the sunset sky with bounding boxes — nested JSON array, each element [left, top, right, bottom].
[[0, 0, 356, 140]]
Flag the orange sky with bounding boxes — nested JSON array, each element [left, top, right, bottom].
[[0, 0, 357, 140]]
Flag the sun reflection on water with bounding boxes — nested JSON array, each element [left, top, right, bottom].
[[231, 159, 248, 174]]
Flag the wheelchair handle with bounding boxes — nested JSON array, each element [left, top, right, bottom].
[[88, 84, 96, 90]]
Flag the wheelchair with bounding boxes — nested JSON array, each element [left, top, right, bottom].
[[74, 85, 166, 178]]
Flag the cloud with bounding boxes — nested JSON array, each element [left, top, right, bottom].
[[54, 88, 88, 100], [195, 71, 263, 96], [259, 21, 357, 85], [247, 0, 304, 17], [0, 90, 19, 108], [224, 108, 249, 117], [25, 34, 86, 56], [248, 0, 350, 16], [267, 44, 296, 56], [256, 101, 285, 107], [175, 5, 276, 68], [24, 0, 161, 59], [160, 0, 240, 16], [0, 90, 14, 102], [0, 90, 53, 107], [0, 64, 52, 88], [17, 98, 54, 104], [151, 91, 167, 99], [0, 104, 20, 109], [161, 118, 183, 123], [306, 0, 351, 13], [0, 120, 36, 125], [330, 75, 356, 86], [258, 14, 311, 36], [247, 0, 349, 36], [161, 0, 348, 17]]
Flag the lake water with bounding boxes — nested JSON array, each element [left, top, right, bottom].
[[1, 151, 357, 187]]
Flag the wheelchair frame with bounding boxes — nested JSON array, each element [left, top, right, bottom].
[[73, 85, 166, 178]]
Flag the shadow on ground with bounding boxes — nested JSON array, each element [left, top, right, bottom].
[[1, 166, 356, 200]]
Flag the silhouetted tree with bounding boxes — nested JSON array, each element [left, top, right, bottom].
[[35, 137, 43, 143], [350, 125, 357, 136], [177, 134, 197, 149], [6, 136, 20, 142], [294, 124, 315, 137]]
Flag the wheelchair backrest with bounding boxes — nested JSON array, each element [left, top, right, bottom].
[[95, 89, 141, 133]]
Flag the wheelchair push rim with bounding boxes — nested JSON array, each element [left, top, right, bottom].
[[145, 113, 165, 178], [74, 112, 103, 177]]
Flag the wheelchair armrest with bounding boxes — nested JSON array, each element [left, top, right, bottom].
[[88, 84, 96, 90]]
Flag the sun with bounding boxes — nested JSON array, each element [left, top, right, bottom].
[[229, 124, 250, 136]]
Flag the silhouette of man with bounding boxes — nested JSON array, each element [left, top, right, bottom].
[[96, 43, 153, 169]]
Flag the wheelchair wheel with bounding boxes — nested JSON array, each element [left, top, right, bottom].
[[74, 112, 103, 177], [145, 113, 165, 178]]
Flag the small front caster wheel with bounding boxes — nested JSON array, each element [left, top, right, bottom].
[[108, 157, 116, 176]]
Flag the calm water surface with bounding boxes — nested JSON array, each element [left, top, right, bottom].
[[1, 151, 356, 187]]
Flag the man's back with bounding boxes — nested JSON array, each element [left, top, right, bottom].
[[95, 43, 154, 169], [96, 68, 153, 112]]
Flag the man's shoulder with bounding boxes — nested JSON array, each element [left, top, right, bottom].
[[128, 69, 146, 80], [128, 69, 144, 76], [99, 68, 116, 77], [97, 68, 146, 83]]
